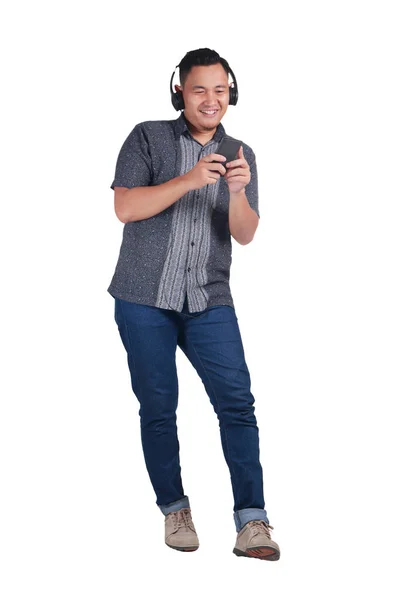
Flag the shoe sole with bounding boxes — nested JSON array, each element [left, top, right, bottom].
[[233, 546, 280, 561], [166, 543, 199, 552]]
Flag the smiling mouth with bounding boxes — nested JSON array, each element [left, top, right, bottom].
[[199, 109, 219, 116]]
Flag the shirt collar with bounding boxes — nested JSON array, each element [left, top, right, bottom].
[[173, 111, 226, 143]]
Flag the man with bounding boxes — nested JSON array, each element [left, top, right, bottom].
[[108, 48, 280, 561]]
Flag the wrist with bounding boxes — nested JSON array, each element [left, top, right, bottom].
[[179, 173, 193, 193], [229, 187, 246, 198]]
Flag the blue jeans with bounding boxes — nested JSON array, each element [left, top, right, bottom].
[[114, 294, 269, 533]]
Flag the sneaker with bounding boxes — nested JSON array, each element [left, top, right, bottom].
[[165, 507, 199, 552], [233, 520, 280, 560]]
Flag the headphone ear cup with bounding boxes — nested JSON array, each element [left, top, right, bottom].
[[170, 65, 184, 111], [229, 85, 238, 106], [171, 90, 184, 111], [177, 90, 184, 110]]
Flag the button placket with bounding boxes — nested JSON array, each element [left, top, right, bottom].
[[188, 182, 200, 278]]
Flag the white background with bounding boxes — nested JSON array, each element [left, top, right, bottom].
[[1, 0, 399, 598]]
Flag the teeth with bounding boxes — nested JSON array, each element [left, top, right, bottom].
[[201, 110, 217, 114]]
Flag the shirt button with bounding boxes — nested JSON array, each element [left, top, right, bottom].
[[187, 268, 191, 272], [191, 241, 195, 246], [194, 218, 197, 222]]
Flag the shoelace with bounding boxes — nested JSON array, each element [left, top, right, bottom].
[[171, 508, 193, 530], [248, 520, 274, 538]]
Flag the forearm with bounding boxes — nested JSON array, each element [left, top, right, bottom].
[[228, 189, 259, 244], [116, 175, 192, 223]]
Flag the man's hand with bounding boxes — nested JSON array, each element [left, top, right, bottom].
[[224, 146, 251, 194], [182, 153, 227, 191]]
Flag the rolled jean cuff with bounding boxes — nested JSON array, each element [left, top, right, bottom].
[[234, 508, 269, 532], [157, 495, 190, 516]]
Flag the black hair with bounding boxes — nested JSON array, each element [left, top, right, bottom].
[[178, 48, 230, 88]]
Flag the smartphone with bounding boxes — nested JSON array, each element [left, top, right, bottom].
[[212, 136, 242, 169]]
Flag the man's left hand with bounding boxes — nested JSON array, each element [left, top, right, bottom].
[[224, 145, 251, 194]]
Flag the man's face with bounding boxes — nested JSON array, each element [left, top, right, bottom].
[[175, 63, 231, 131]]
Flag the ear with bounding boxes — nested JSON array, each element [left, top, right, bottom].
[[175, 84, 182, 93]]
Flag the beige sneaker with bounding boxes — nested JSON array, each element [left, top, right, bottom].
[[165, 507, 199, 552], [233, 520, 280, 560]]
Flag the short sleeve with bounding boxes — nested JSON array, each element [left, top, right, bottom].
[[245, 150, 260, 218], [110, 123, 153, 190]]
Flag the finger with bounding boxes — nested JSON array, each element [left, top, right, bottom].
[[205, 153, 227, 162], [225, 174, 248, 181], [228, 165, 249, 175], [226, 158, 246, 168], [209, 163, 226, 175], [234, 145, 244, 161], [208, 173, 221, 183]]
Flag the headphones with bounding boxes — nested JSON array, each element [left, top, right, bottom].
[[170, 60, 239, 111]]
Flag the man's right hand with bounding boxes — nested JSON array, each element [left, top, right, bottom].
[[182, 153, 227, 191]]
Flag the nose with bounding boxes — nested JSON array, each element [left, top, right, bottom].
[[203, 90, 220, 106]]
